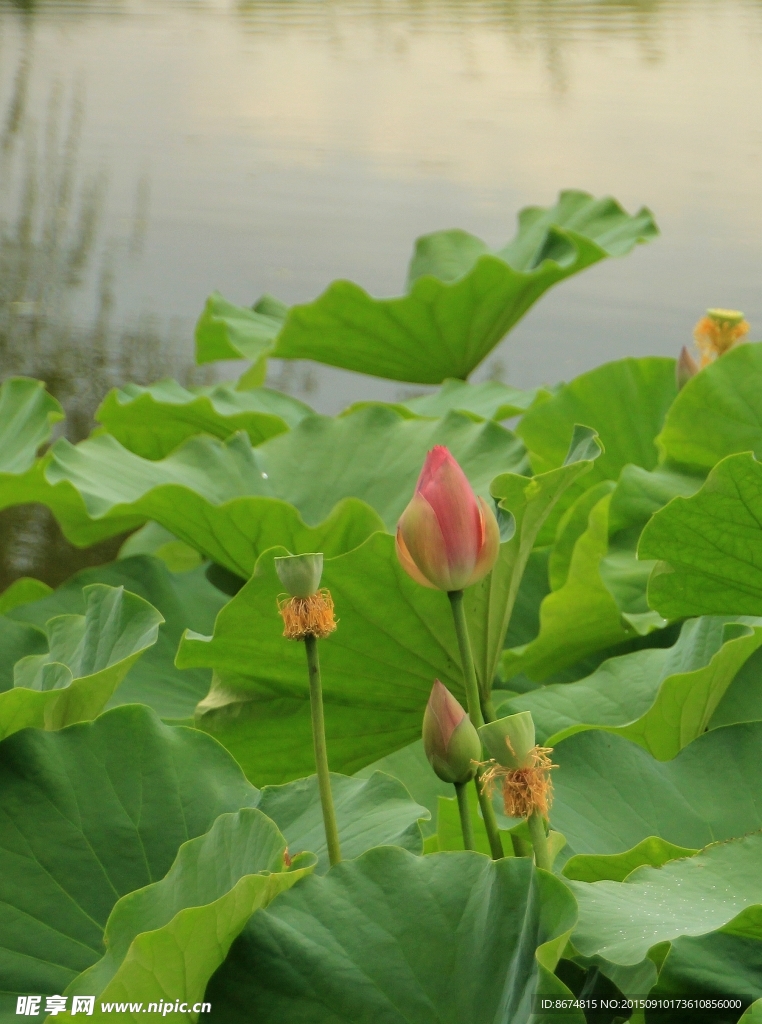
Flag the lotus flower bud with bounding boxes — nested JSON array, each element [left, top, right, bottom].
[[422, 680, 481, 784], [676, 346, 698, 390], [396, 446, 500, 592], [275, 553, 336, 640], [275, 552, 323, 598]]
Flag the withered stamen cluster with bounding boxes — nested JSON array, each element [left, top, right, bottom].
[[478, 745, 557, 819], [277, 590, 337, 640], [693, 315, 749, 366]]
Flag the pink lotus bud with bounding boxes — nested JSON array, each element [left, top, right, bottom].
[[422, 680, 481, 784], [396, 446, 500, 592], [676, 346, 699, 389]]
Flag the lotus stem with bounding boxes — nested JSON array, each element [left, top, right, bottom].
[[304, 634, 342, 867], [482, 696, 497, 723], [454, 781, 475, 851], [448, 589, 504, 860], [527, 809, 551, 871]]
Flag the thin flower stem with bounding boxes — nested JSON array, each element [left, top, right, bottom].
[[482, 697, 497, 723], [527, 809, 552, 871], [454, 781, 475, 851], [448, 589, 504, 860], [304, 634, 342, 867]]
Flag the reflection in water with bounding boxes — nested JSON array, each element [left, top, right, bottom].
[[0, 30, 210, 588]]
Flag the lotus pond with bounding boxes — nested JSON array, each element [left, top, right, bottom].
[[2, 192, 762, 1022]]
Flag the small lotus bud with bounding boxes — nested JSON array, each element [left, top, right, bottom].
[[275, 553, 323, 598], [422, 680, 481, 784], [478, 712, 556, 820], [396, 446, 500, 592], [275, 553, 336, 641], [676, 346, 699, 390]]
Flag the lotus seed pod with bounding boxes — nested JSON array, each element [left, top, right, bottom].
[[275, 553, 324, 598]]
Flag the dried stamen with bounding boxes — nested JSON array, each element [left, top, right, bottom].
[[693, 310, 749, 366], [478, 744, 557, 819], [277, 590, 337, 640]]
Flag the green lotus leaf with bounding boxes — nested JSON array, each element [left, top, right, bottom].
[[651, 929, 762, 1020], [61, 810, 314, 1023], [708, 644, 762, 732], [400, 378, 548, 421], [0, 617, 47, 692], [501, 492, 639, 684], [256, 771, 429, 874], [96, 379, 311, 460], [118, 522, 204, 574], [518, 356, 677, 480], [195, 291, 286, 365], [0, 584, 162, 741], [177, 535, 461, 785], [355, 739, 453, 837], [569, 833, 762, 965], [0, 577, 52, 614], [8, 556, 227, 722], [267, 192, 656, 384], [206, 847, 584, 1023], [35, 406, 520, 575], [256, 404, 527, 529], [551, 723, 762, 855], [563, 837, 699, 883], [658, 341, 762, 473], [0, 704, 259, 1002], [504, 616, 762, 759], [743, 999, 762, 1021], [0, 376, 63, 475], [39, 431, 383, 576], [465, 425, 601, 702], [639, 452, 762, 618]]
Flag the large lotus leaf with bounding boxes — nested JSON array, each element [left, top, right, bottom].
[[177, 535, 461, 785], [355, 740, 453, 837], [8, 557, 226, 721], [709, 645, 762, 733], [501, 494, 638, 683], [518, 357, 677, 480], [96, 379, 311, 460], [268, 192, 656, 384], [61, 810, 314, 1023], [0, 704, 259, 1003], [195, 291, 286, 365], [744, 1000, 762, 1021], [206, 847, 584, 1024], [0, 376, 63, 474], [651, 930, 762, 1021], [639, 452, 762, 618], [401, 378, 547, 421], [0, 584, 162, 741], [504, 616, 762, 759], [0, 617, 47, 692], [39, 432, 383, 577], [550, 723, 762, 855], [657, 342, 762, 473], [257, 404, 528, 529], [563, 837, 699, 883], [465, 425, 601, 702], [256, 771, 428, 874], [0, 577, 53, 614], [569, 833, 762, 965]]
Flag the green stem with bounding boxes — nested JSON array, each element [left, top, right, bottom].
[[304, 634, 342, 867], [511, 833, 533, 858], [448, 590, 504, 860], [527, 810, 551, 871], [482, 697, 497, 723], [454, 781, 474, 851]]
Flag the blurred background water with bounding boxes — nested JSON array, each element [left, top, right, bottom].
[[0, 0, 761, 583]]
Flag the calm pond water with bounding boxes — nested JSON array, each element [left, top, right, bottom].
[[1, 0, 761, 583]]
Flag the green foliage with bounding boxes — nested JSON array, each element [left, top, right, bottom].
[[640, 452, 762, 617], [3, 195, 760, 1014], [504, 616, 762, 758], [270, 192, 656, 384], [206, 848, 582, 1023], [0, 584, 162, 740]]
